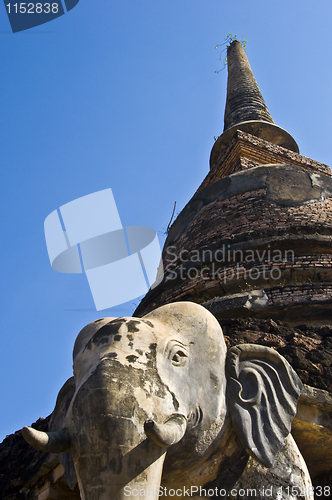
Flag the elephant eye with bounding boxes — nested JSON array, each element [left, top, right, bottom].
[[171, 350, 188, 367], [166, 340, 189, 367]]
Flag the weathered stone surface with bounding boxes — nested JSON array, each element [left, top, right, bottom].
[[230, 435, 312, 500], [292, 385, 332, 481], [20, 303, 308, 500]]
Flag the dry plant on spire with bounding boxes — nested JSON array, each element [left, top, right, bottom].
[[215, 33, 247, 73]]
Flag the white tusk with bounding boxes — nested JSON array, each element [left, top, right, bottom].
[[144, 414, 187, 448], [22, 426, 70, 453]]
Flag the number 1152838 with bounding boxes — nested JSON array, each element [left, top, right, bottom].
[[6, 3, 59, 14]]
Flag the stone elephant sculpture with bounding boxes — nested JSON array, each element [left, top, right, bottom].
[[23, 302, 312, 499]]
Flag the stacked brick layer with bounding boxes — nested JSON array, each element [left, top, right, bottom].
[[136, 164, 332, 323], [223, 41, 274, 130], [207, 129, 330, 185]]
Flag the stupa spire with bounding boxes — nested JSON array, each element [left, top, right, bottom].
[[210, 40, 299, 170], [224, 40, 274, 130]]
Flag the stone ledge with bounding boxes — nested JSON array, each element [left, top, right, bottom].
[[298, 385, 332, 431], [206, 129, 330, 188], [293, 387, 332, 479]]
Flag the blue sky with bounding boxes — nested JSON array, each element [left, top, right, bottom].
[[1, 0, 332, 441]]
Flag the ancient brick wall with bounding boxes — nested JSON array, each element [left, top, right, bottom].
[[205, 130, 331, 189], [221, 317, 332, 393], [136, 165, 332, 325]]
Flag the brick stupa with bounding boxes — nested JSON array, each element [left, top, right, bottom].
[[135, 40, 332, 489], [136, 41, 332, 327], [1, 40, 332, 499]]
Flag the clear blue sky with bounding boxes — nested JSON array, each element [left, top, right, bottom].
[[1, 0, 332, 441]]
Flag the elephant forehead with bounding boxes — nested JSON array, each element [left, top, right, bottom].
[[73, 316, 117, 359], [72, 357, 178, 420], [73, 319, 166, 384], [74, 318, 158, 358]]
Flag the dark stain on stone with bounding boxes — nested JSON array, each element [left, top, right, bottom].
[[149, 343, 157, 354], [103, 352, 117, 358], [144, 344, 156, 367], [136, 349, 143, 356], [127, 334, 134, 341], [114, 335, 122, 341], [126, 355, 139, 363], [203, 448, 249, 498], [144, 342, 179, 407], [126, 320, 141, 333], [145, 344, 156, 367], [143, 320, 154, 328], [210, 371, 219, 387], [109, 452, 123, 475], [84, 319, 126, 350], [129, 342, 133, 348]]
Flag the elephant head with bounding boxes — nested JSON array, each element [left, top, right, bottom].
[[23, 302, 303, 499]]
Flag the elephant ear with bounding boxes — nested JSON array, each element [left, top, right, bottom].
[[49, 376, 77, 490], [226, 344, 302, 468]]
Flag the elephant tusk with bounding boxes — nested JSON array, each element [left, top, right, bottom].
[[144, 414, 187, 448], [22, 426, 70, 453]]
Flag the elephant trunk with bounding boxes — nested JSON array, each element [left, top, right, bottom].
[[72, 416, 187, 500]]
